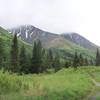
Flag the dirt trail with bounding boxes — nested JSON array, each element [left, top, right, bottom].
[[91, 79, 100, 87], [83, 71, 100, 100], [86, 78, 100, 100]]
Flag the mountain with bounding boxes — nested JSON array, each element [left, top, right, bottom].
[[0, 26, 32, 57], [8, 25, 59, 48], [61, 33, 98, 51], [8, 25, 98, 59], [8, 25, 98, 50]]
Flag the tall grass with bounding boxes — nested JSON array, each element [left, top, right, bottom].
[[0, 66, 100, 100]]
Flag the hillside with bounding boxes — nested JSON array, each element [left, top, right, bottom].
[[61, 32, 98, 51], [0, 26, 32, 58], [8, 25, 97, 59], [8, 25, 59, 47]]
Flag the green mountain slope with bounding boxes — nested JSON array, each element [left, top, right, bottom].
[[8, 25, 96, 60], [0, 27, 32, 57], [46, 36, 95, 60], [0, 26, 96, 62]]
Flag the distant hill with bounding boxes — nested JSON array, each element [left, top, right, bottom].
[[61, 32, 98, 51], [7, 25, 98, 59]]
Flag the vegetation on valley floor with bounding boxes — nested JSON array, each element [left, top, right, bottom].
[[0, 34, 97, 74], [0, 67, 99, 100], [0, 32, 100, 100]]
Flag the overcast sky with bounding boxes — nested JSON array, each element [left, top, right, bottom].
[[0, 0, 100, 45]]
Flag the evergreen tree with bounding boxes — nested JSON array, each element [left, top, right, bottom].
[[53, 53, 61, 72], [96, 48, 100, 66], [40, 48, 46, 72], [26, 54, 32, 73], [84, 58, 89, 66], [31, 40, 44, 73], [73, 52, 79, 68], [31, 41, 36, 72], [10, 34, 19, 72], [0, 38, 4, 67], [90, 59, 94, 66], [64, 60, 71, 68], [47, 49, 54, 69], [79, 54, 84, 66], [19, 45, 28, 73]]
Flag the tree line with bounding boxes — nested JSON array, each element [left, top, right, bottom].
[[96, 48, 100, 66], [0, 34, 98, 74], [6, 34, 61, 73]]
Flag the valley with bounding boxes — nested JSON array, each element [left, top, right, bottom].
[[1, 0, 100, 99], [0, 26, 100, 100]]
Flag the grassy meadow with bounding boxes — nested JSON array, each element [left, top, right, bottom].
[[0, 67, 100, 100]]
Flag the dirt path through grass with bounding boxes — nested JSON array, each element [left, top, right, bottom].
[[85, 75, 100, 100], [91, 79, 100, 87]]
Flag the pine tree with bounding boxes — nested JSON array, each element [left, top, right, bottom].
[[42, 51, 51, 72], [0, 38, 4, 67], [53, 53, 61, 72], [31, 40, 44, 73], [31, 41, 38, 73], [10, 34, 19, 72], [90, 59, 94, 66], [73, 52, 79, 68], [84, 58, 89, 66], [79, 54, 84, 66], [64, 60, 71, 68], [96, 48, 100, 66], [19, 45, 28, 73], [47, 49, 54, 69], [42, 49, 49, 72]]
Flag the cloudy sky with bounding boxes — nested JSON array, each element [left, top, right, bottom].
[[0, 0, 100, 45]]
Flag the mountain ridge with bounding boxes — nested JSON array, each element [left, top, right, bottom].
[[8, 25, 99, 51], [61, 32, 98, 51]]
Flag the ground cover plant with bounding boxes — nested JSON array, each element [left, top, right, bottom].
[[0, 67, 100, 100]]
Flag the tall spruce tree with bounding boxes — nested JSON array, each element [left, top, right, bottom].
[[73, 52, 79, 68], [10, 34, 19, 72], [41, 49, 47, 72], [47, 49, 54, 69], [90, 59, 94, 66], [79, 54, 84, 66], [0, 38, 4, 67], [53, 53, 61, 72], [96, 48, 100, 66], [19, 45, 28, 73], [84, 58, 89, 66], [31, 40, 44, 73], [64, 60, 71, 68]]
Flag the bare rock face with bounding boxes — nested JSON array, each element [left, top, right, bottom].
[[8, 25, 59, 47]]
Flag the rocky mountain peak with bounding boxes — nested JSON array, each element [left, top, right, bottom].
[[8, 25, 98, 51]]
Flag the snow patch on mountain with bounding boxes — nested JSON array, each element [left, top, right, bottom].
[[25, 30, 28, 39]]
